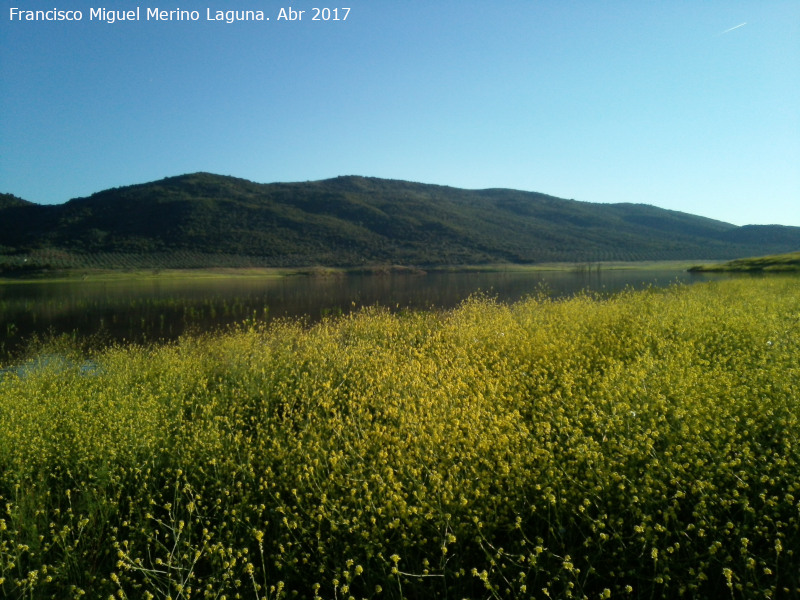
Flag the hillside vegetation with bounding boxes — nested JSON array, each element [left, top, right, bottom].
[[690, 251, 800, 272], [1, 278, 799, 598], [2, 173, 800, 269], [0, 194, 31, 210]]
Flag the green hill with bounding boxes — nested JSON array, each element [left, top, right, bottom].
[[2, 172, 799, 269]]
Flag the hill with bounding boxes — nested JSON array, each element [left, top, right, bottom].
[[2, 172, 799, 269], [0, 193, 33, 209]]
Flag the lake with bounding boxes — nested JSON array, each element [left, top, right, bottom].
[[0, 267, 742, 363]]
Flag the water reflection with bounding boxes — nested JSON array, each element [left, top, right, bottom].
[[0, 268, 741, 362]]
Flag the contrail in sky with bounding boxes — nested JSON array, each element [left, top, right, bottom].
[[719, 22, 747, 35]]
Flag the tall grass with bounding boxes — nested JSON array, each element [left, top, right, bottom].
[[0, 278, 798, 599]]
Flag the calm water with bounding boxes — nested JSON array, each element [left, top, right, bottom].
[[0, 268, 740, 362]]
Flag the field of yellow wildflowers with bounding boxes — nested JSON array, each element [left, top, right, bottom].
[[1, 278, 798, 599]]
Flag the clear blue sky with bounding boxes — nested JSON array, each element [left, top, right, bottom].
[[2, 1, 798, 226]]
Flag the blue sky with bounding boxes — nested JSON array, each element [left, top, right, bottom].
[[2, 1, 798, 226]]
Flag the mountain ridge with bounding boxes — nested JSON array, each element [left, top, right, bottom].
[[1, 172, 798, 268]]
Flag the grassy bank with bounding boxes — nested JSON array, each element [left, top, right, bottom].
[[0, 267, 294, 284], [1, 279, 798, 599], [0, 260, 699, 284], [689, 251, 800, 273]]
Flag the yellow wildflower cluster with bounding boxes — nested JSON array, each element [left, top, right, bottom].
[[0, 278, 798, 598]]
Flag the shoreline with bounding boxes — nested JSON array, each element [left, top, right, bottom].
[[0, 261, 708, 285], [0, 260, 711, 284]]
